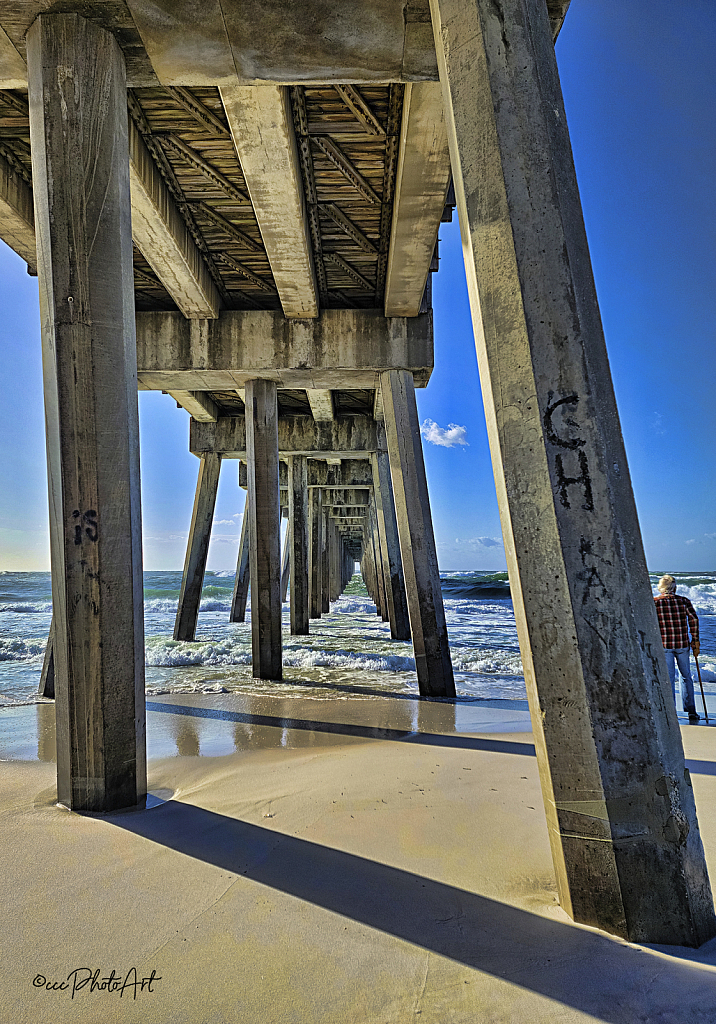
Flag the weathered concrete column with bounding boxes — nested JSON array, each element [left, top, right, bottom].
[[245, 379, 282, 679], [309, 488, 323, 619], [174, 453, 222, 641], [289, 455, 310, 634], [430, 0, 715, 943], [381, 370, 455, 697], [28, 13, 146, 811], [321, 509, 331, 613], [371, 502, 389, 621], [373, 448, 411, 640], [229, 504, 250, 623], [280, 508, 290, 602]]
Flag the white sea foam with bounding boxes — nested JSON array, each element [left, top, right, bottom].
[[145, 637, 252, 668], [0, 638, 46, 662], [0, 602, 53, 614]]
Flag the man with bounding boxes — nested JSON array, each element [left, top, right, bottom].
[[654, 574, 700, 723]]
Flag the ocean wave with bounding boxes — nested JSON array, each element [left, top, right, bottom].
[[440, 572, 511, 600], [451, 650, 524, 675], [0, 602, 53, 614], [145, 637, 252, 667], [282, 648, 415, 672], [0, 638, 46, 662]]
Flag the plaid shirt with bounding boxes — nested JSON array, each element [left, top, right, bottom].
[[654, 593, 699, 650]]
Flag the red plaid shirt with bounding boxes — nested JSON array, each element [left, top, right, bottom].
[[654, 593, 699, 650]]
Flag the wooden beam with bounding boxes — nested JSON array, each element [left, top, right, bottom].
[[384, 82, 451, 316], [220, 85, 319, 319], [129, 120, 220, 318], [0, 146, 35, 272]]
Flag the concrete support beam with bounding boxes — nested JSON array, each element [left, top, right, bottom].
[[381, 369, 455, 697], [321, 509, 330, 613], [28, 13, 146, 812], [288, 456, 310, 635], [192, 414, 380, 460], [136, 308, 433, 391], [384, 82, 451, 316], [280, 510, 291, 602], [245, 379, 282, 679], [128, 120, 221, 319], [174, 453, 221, 640], [309, 487, 322, 619], [168, 390, 218, 422], [0, 149, 36, 273], [306, 389, 335, 421], [221, 85, 318, 319], [230, 507, 250, 622], [431, 0, 714, 944], [370, 501, 388, 621], [373, 448, 411, 640]]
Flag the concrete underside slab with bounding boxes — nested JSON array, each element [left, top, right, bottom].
[[2, 695, 716, 1024]]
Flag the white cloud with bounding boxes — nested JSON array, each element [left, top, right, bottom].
[[685, 538, 696, 545], [420, 419, 468, 447], [652, 412, 666, 436], [213, 519, 239, 526], [706, 533, 716, 540], [470, 536, 501, 548]]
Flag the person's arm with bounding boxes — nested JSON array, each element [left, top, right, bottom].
[[685, 598, 700, 654]]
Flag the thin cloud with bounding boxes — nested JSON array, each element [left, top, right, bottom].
[[706, 533, 716, 540], [685, 539, 696, 545], [213, 519, 239, 527], [420, 419, 468, 447]]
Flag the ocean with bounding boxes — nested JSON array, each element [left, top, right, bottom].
[[1, 570, 715, 710]]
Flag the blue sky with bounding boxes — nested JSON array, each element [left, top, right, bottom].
[[0, 0, 714, 572]]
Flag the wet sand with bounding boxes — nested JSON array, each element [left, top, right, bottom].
[[2, 693, 716, 1022]]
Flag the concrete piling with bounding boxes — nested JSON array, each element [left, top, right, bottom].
[[245, 379, 282, 680], [28, 12, 146, 811], [174, 453, 221, 641], [430, 0, 715, 943]]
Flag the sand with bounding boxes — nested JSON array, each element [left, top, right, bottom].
[[2, 692, 716, 1023]]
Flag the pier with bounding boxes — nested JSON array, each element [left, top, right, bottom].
[[0, 0, 713, 947]]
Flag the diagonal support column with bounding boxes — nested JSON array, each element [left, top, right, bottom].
[[230, 503, 250, 623], [246, 379, 282, 679], [28, 13, 146, 811], [309, 488, 323, 619], [280, 509, 291, 602], [174, 453, 222, 641], [430, 0, 714, 943], [373, 447, 411, 640], [381, 370, 455, 696], [289, 455, 310, 634]]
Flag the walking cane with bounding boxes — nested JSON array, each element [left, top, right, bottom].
[[694, 653, 709, 724]]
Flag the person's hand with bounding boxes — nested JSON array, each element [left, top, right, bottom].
[[692, 641, 700, 657]]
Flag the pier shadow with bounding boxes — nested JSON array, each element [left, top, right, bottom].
[[146, 701, 537, 757], [110, 799, 716, 1022]]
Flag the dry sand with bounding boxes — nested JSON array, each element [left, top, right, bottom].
[[2, 692, 716, 1023]]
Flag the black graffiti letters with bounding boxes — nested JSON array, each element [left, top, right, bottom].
[[72, 509, 98, 544], [544, 392, 594, 511], [543, 393, 585, 450]]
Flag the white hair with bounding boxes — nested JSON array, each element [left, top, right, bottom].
[[657, 574, 676, 594]]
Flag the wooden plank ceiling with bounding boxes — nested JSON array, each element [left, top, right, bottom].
[[0, 83, 406, 313]]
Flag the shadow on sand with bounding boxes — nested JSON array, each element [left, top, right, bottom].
[[109, 796, 716, 1022]]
